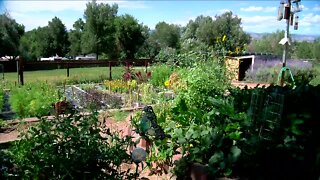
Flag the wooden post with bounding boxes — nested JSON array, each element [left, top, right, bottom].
[[67, 63, 70, 77], [145, 60, 148, 73], [109, 61, 112, 80], [18, 58, 24, 85]]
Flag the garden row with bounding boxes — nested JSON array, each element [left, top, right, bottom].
[[0, 64, 174, 120]]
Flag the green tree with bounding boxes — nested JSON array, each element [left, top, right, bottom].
[[0, 13, 25, 59], [151, 22, 180, 49], [68, 18, 85, 57], [194, 15, 215, 46], [19, 17, 69, 61], [293, 41, 313, 59], [47, 16, 69, 57], [82, 0, 118, 59], [181, 12, 250, 53], [20, 27, 52, 61], [115, 14, 145, 59], [248, 30, 287, 57], [212, 12, 250, 52], [313, 38, 320, 61], [136, 26, 161, 58]]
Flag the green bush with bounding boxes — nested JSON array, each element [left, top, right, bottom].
[[0, 89, 3, 112], [155, 47, 178, 65], [6, 112, 135, 179], [149, 64, 173, 87], [9, 83, 59, 118], [180, 59, 230, 111]]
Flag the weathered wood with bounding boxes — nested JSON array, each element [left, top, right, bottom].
[[67, 63, 70, 77], [109, 61, 112, 80]]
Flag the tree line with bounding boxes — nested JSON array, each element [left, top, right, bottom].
[[1, 0, 319, 62], [248, 30, 320, 61]]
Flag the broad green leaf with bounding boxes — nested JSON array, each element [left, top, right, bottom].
[[209, 150, 224, 165]]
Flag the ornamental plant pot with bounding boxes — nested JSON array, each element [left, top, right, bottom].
[[189, 162, 209, 180]]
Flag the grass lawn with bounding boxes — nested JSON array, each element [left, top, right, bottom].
[[1, 66, 132, 85]]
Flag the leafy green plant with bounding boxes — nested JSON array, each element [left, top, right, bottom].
[[179, 60, 230, 112], [149, 64, 173, 88], [9, 83, 59, 118], [168, 95, 247, 178], [138, 83, 158, 105], [131, 103, 177, 175], [7, 112, 135, 179], [0, 89, 3, 112]]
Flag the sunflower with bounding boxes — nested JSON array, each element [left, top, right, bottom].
[[164, 80, 170, 88], [235, 47, 241, 54]]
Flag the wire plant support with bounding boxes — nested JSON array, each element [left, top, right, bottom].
[[277, 66, 296, 87], [248, 88, 285, 141]]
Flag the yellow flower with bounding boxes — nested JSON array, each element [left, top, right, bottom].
[[131, 80, 137, 88], [222, 35, 227, 42], [189, 144, 193, 148], [235, 47, 241, 54], [164, 80, 170, 87]]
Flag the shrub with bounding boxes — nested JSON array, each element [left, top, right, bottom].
[[179, 59, 230, 111], [155, 47, 178, 65], [245, 59, 317, 85], [7, 112, 135, 179], [9, 83, 59, 118], [149, 64, 173, 88]]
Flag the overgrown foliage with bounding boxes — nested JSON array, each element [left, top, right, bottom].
[[5, 112, 135, 179], [149, 64, 173, 87], [9, 83, 59, 118]]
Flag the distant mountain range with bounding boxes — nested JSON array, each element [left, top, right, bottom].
[[248, 32, 320, 42]]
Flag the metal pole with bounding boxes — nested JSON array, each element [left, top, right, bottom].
[[280, 0, 291, 86]]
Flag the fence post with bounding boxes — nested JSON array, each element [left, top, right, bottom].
[[67, 63, 70, 77], [18, 58, 24, 85], [109, 61, 112, 80], [145, 60, 148, 73]]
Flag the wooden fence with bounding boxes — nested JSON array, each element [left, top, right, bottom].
[[17, 59, 153, 85]]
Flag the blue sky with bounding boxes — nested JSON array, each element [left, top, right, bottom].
[[1, 0, 320, 35]]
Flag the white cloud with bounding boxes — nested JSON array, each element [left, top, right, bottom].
[[300, 13, 320, 27], [239, 15, 283, 33], [299, 5, 309, 11], [218, 9, 231, 14], [169, 8, 232, 28], [240, 15, 277, 24], [313, 5, 320, 11], [240, 6, 277, 13]]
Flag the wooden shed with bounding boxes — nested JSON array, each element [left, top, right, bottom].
[[225, 55, 255, 81]]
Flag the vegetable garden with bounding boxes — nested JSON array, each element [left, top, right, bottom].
[[1, 57, 320, 179]]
